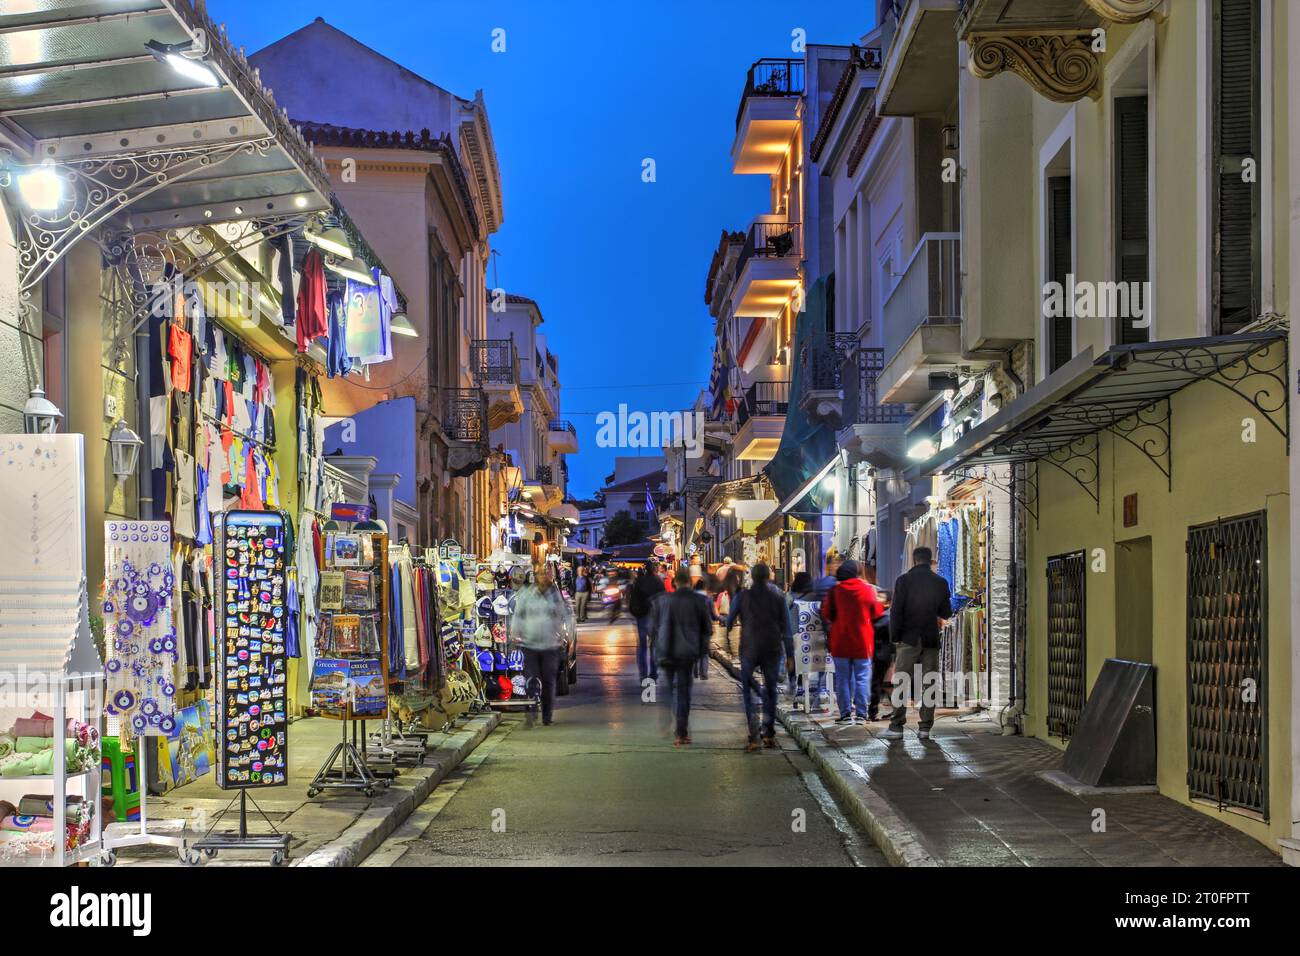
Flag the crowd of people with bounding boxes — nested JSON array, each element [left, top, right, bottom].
[[510, 548, 953, 749]]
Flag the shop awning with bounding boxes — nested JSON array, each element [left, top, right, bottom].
[[908, 331, 1289, 490], [0, 0, 332, 275]]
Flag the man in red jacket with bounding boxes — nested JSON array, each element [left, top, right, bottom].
[[821, 560, 884, 725]]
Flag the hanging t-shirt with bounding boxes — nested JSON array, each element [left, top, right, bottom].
[[296, 247, 328, 352], [326, 292, 352, 379], [344, 271, 390, 365], [168, 323, 193, 394], [173, 449, 197, 540]]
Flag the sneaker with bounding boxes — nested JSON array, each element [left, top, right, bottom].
[[880, 727, 904, 739], [673, 735, 689, 748], [917, 728, 931, 739], [762, 735, 777, 749], [835, 712, 855, 724], [745, 739, 761, 753]]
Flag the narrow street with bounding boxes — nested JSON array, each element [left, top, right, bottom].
[[365, 621, 883, 866]]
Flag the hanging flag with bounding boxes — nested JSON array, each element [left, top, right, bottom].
[[645, 484, 657, 519]]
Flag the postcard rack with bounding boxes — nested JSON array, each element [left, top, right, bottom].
[[307, 530, 392, 798]]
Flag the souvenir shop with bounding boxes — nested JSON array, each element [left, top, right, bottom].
[[903, 486, 991, 708]]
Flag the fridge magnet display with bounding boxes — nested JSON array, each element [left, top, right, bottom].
[[215, 511, 289, 790]]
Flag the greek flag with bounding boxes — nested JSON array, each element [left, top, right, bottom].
[[645, 484, 657, 519]]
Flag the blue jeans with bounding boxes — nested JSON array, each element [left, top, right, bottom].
[[663, 663, 694, 737], [833, 657, 872, 718], [634, 614, 658, 681], [740, 654, 780, 740]]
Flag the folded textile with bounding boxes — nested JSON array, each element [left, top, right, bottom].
[[1, 814, 54, 833], [11, 712, 61, 737], [15, 738, 77, 762], [0, 734, 13, 759], [17, 794, 81, 817], [0, 750, 53, 776]]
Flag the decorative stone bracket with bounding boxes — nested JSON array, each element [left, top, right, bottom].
[[968, 33, 1101, 103]]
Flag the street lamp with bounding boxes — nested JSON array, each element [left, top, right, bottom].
[[22, 386, 62, 435], [144, 38, 220, 88], [108, 420, 143, 483]]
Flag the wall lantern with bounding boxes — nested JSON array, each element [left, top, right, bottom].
[[22, 386, 62, 435], [109, 419, 143, 482]]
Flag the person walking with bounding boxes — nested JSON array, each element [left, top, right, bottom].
[[692, 577, 717, 680], [813, 551, 842, 600], [629, 561, 666, 683], [573, 565, 591, 623], [820, 560, 884, 725], [884, 547, 953, 739], [715, 568, 743, 659], [510, 564, 574, 727], [724, 562, 792, 751], [654, 566, 714, 746]]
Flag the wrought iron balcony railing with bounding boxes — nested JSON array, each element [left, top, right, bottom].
[[471, 338, 517, 386], [548, 419, 577, 436], [844, 348, 910, 425], [443, 388, 488, 444], [736, 380, 791, 426], [736, 220, 802, 275], [534, 464, 554, 486], [802, 332, 858, 392], [736, 57, 806, 129]]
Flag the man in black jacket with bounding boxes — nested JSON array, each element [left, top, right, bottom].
[[653, 567, 714, 746], [884, 547, 952, 739], [629, 561, 666, 683]]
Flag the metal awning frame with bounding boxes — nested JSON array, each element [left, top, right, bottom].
[[915, 332, 1289, 506]]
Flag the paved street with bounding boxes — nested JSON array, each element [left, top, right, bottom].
[[365, 620, 883, 866]]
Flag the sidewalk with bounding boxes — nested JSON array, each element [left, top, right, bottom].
[[115, 711, 499, 866], [710, 648, 1282, 867]]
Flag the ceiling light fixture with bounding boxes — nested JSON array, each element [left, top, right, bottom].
[[145, 37, 219, 88], [304, 222, 353, 259], [390, 313, 418, 337]]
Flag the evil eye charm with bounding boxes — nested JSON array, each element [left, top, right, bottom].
[[162, 571, 174, 590], [102, 600, 115, 614], [131, 714, 148, 733], [163, 636, 176, 653], [127, 590, 159, 623], [116, 619, 135, 638], [113, 689, 136, 711], [140, 699, 159, 717], [158, 715, 176, 734], [149, 562, 163, 577], [148, 637, 165, 655], [162, 682, 176, 698]]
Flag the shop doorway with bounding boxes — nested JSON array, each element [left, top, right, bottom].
[[1115, 537, 1153, 664], [1046, 551, 1086, 739], [1186, 512, 1268, 816]]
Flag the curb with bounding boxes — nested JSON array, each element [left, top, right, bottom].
[[710, 646, 937, 868], [294, 711, 500, 867]]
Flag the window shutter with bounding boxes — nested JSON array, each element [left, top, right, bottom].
[[1212, 0, 1260, 334], [1047, 175, 1073, 373], [1115, 96, 1149, 345]]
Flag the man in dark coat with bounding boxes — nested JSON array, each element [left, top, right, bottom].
[[884, 547, 953, 739], [653, 567, 714, 746], [725, 563, 793, 750], [629, 561, 666, 683]]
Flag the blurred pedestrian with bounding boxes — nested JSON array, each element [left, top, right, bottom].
[[629, 561, 666, 683], [655, 566, 714, 746], [692, 577, 717, 680], [786, 570, 827, 709], [821, 560, 884, 725], [510, 564, 573, 726], [884, 547, 953, 739], [574, 565, 591, 623], [725, 562, 792, 751]]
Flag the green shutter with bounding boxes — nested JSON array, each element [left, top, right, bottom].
[[1048, 175, 1073, 373], [1212, 0, 1260, 334], [1115, 96, 1149, 345]]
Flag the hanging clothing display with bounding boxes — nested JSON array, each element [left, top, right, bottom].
[[296, 246, 328, 352]]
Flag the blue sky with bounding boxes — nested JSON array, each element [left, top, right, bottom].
[[221, 0, 874, 498]]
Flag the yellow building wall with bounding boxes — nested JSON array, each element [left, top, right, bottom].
[[1026, 368, 1290, 853]]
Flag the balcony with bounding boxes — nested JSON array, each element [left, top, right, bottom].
[[734, 380, 789, 461], [547, 419, 579, 455], [443, 387, 490, 476], [797, 332, 857, 426], [472, 338, 524, 429], [732, 218, 802, 318], [876, 0, 961, 117], [879, 233, 964, 404], [522, 462, 562, 510], [839, 347, 912, 468], [732, 58, 804, 174]]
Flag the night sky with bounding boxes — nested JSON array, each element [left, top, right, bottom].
[[221, 0, 875, 497]]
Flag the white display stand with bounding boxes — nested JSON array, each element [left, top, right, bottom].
[[0, 434, 103, 866], [792, 600, 836, 714]]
